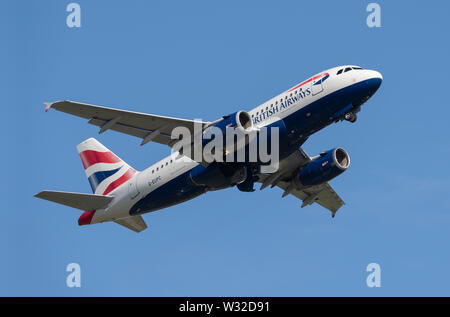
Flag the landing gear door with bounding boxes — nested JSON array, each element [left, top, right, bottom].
[[311, 74, 324, 96]]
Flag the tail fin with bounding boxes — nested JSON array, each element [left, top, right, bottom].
[[77, 138, 137, 195]]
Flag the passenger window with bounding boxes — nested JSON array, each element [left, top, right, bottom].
[[337, 69, 343, 75], [344, 67, 352, 73]]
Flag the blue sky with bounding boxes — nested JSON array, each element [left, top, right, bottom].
[[1, 0, 449, 296]]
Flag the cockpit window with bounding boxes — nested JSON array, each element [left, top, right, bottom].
[[337, 69, 343, 75], [352, 67, 363, 70], [344, 67, 352, 73]]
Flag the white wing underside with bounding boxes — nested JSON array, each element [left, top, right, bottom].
[[256, 148, 345, 215], [44, 100, 211, 146]]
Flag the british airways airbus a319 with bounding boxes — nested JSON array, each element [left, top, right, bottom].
[[36, 65, 382, 232]]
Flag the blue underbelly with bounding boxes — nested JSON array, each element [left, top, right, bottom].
[[129, 171, 206, 215]]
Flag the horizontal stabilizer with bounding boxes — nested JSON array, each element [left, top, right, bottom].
[[114, 216, 147, 233], [35, 190, 114, 211]]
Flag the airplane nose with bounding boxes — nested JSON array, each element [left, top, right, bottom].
[[373, 70, 383, 82], [366, 70, 383, 94], [353, 70, 382, 107]]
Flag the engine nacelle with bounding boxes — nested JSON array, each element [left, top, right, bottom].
[[202, 111, 256, 157], [297, 148, 350, 186], [212, 110, 254, 134]]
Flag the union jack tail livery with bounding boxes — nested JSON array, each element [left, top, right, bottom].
[[35, 138, 148, 232], [77, 138, 137, 196]]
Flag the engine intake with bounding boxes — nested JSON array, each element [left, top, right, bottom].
[[201, 110, 256, 161], [297, 148, 350, 187], [210, 110, 254, 133], [236, 111, 253, 131]]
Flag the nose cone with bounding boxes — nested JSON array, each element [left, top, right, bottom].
[[366, 70, 383, 95], [370, 70, 383, 88], [374, 70, 383, 81]]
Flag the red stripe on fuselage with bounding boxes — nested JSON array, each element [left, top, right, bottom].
[[79, 150, 121, 170], [102, 168, 136, 195], [287, 73, 329, 92]]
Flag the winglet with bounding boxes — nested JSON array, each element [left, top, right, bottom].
[[43, 102, 53, 112]]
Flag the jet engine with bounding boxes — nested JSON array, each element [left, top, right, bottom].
[[297, 148, 350, 186], [201, 111, 256, 160], [211, 110, 254, 134]]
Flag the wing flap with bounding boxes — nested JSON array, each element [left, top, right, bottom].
[[114, 216, 148, 233], [312, 183, 345, 213], [276, 181, 345, 215], [35, 190, 114, 211], [88, 118, 172, 145]]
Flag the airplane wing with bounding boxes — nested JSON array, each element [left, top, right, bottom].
[[114, 215, 148, 233], [44, 100, 211, 147], [256, 148, 345, 216], [273, 180, 344, 215]]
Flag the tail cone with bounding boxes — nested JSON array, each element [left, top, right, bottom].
[[78, 210, 96, 226]]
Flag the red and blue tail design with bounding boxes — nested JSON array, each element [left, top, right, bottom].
[[77, 138, 136, 195]]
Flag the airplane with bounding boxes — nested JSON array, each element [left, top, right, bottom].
[[35, 65, 382, 232]]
